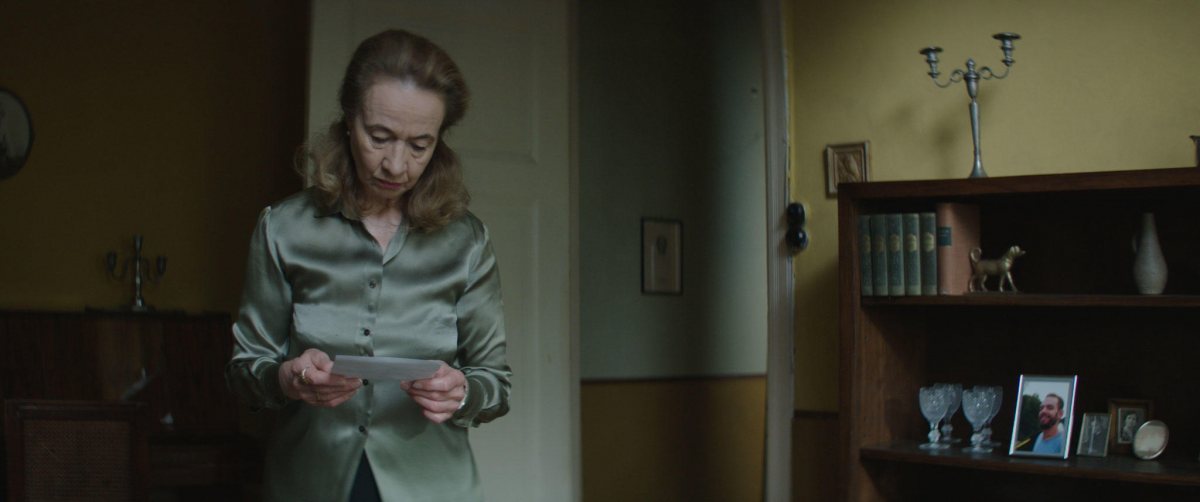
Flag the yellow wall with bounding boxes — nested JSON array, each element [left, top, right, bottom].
[[0, 1, 309, 314], [581, 377, 766, 502], [788, 0, 1200, 413]]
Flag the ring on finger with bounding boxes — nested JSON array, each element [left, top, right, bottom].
[[300, 367, 313, 386]]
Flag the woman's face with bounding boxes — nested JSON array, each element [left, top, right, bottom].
[[349, 78, 446, 209]]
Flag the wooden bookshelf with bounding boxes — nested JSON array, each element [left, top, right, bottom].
[[838, 168, 1200, 501]]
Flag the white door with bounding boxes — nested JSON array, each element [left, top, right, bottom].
[[308, 2, 576, 501]]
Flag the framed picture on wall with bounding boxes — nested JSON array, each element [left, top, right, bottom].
[[824, 141, 869, 196], [641, 218, 682, 295]]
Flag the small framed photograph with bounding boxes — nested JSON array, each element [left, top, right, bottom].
[[1009, 374, 1077, 459], [1108, 398, 1153, 455], [641, 218, 682, 295], [824, 141, 869, 196], [1076, 412, 1110, 457]]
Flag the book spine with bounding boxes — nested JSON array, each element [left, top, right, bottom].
[[870, 215, 888, 295], [903, 213, 921, 296], [886, 214, 905, 296], [920, 212, 938, 295], [936, 202, 981, 295], [859, 215, 873, 296]]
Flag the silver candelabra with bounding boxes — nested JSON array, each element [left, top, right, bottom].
[[920, 33, 1021, 178], [106, 234, 167, 311]]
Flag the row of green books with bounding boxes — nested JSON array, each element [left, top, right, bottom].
[[858, 213, 937, 296], [860, 203, 981, 296]]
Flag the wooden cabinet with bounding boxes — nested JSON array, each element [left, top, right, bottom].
[[837, 168, 1200, 501], [0, 310, 260, 499]]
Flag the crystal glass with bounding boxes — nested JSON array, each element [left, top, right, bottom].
[[938, 383, 963, 444], [918, 386, 950, 450], [981, 385, 1003, 447], [962, 387, 996, 453]]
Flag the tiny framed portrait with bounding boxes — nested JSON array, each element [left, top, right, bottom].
[[1075, 412, 1110, 457], [824, 141, 869, 196], [641, 218, 682, 295], [1108, 398, 1153, 455], [1009, 374, 1077, 459]]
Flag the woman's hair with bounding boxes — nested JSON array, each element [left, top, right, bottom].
[[304, 29, 471, 233]]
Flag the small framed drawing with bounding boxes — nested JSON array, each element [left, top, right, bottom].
[[1076, 412, 1110, 457], [1009, 374, 1077, 459], [824, 141, 869, 196], [641, 218, 682, 295], [1108, 398, 1153, 455]]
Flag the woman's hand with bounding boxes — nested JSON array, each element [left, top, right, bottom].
[[400, 362, 467, 423], [279, 348, 362, 408]]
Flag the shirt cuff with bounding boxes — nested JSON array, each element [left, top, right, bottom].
[[450, 377, 481, 428]]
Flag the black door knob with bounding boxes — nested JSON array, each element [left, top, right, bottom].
[[786, 203, 808, 252]]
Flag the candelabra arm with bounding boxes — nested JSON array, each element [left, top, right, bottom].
[[930, 69, 965, 89], [105, 252, 127, 279], [979, 65, 1012, 80]]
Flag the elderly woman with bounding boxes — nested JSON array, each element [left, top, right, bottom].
[[227, 29, 511, 502]]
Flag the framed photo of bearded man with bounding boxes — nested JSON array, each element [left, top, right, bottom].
[[1008, 374, 1077, 459]]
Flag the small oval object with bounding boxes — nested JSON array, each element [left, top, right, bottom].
[[1132, 420, 1169, 460]]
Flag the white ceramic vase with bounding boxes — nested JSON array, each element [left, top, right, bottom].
[[1132, 212, 1167, 295]]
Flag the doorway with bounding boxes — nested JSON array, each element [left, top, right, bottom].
[[577, 0, 776, 499]]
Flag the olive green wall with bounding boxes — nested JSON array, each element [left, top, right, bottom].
[[787, 0, 1200, 497], [578, 0, 768, 380], [0, 1, 309, 314]]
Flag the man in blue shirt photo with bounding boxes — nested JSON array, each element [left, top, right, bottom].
[[1031, 393, 1067, 454]]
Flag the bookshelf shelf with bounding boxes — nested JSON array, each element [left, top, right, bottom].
[[861, 294, 1200, 308], [838, 167, 1200, 501], [860, 442, 1200, 487]]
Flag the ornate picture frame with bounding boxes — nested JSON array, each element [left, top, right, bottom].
[[824, 141, 869, 196]]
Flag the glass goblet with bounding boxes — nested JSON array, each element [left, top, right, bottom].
[[981, 385, 1003, 447], [962, 387, 995, 453], [918, 386, 950, 450], [938, 383, 963, 445]]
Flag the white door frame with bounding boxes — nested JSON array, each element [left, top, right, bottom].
[[760, 0, 794, 500]]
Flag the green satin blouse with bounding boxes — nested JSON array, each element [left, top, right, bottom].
[[226, 189, 511, 502]]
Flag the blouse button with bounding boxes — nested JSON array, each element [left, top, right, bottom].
[[363, 328, 371, 336], [363, 379, 370, 386], [368, 280, 377, 289], [358, 425, 367, 434]]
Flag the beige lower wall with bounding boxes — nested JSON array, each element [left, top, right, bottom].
[[581, 377, 766, 502]]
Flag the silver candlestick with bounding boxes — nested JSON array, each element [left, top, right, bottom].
[[920, 33, 1021, 178], [106, 234, 167, 311]]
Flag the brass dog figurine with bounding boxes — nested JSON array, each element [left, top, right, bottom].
[[968, 246, 1026, 292]]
